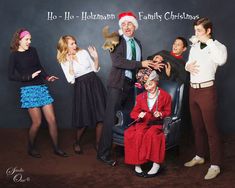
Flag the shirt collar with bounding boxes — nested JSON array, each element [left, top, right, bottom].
[[170, 51, 183, 59], [123, 35, 134, 42]]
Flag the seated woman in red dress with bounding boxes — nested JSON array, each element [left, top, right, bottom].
[[124, 69, 171, 178]]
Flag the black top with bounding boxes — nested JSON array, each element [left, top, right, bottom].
[[8, 47, 48, 86], [108, 36, 143, 89], [147, 50, 187, 84]]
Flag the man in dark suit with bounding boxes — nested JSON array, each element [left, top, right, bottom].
[[97, 11, 156, 165]]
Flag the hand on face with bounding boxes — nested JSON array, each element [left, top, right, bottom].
[[152, 55, 165, 71], [141, 60, 156, 69], [153, 55, 163, 63]]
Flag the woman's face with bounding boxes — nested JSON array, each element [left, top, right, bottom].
[[18, 34, 31, 51], [67, 38, 77, 55], [144, 80, 157, 94]]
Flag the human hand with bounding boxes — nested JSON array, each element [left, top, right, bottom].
[[185, 61, 200, 75], [141, 60, 156, 69], [47, 76, 59, 82], [88, 46, 98, 59], [152, 61, 165, 72], [138, 112, 146, 118], [153, 111, 162, 118], [32, 70, 41, 79], [165, 62, 171, 76], [189, 35, 199, 45]]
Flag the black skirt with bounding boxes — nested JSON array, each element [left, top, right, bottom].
[[72, 72, 106, 128]]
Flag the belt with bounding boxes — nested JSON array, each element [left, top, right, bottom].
[[190, 80, 214, 89]]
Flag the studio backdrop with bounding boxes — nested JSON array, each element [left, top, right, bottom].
[[0, 0, 234, 133]]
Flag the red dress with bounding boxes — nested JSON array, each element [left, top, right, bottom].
[[124, 88, 171, 165]]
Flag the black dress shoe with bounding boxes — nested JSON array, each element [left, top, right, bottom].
[[73, 143, 83, 155], [54, 149, 68, 157], [28, 149, 41, 158], [135, 171, 146, 177], [97, 155, 117, 166], [144, 173, 158, 178]]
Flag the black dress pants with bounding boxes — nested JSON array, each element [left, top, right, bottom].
[[97, 79, 134, 158]]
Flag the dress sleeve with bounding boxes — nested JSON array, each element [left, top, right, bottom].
[[130, 94, 143, 119], [60, 61, 75, 84], [33, 48, 49, 80], [206, 39, 227, 66], [84, 50, 100, 72]]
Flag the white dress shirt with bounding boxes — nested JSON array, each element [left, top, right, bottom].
[[60, 50, 100, 84], [123, 35, 141, 79], [186, 39, 227, 83]]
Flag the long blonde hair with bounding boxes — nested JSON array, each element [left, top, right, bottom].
[[57, 35, 80, 63]]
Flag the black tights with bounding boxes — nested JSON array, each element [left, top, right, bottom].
[[75, 122, 103, 149], [28, 104, 59, 150]]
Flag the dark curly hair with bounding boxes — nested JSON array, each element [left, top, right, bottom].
[[10, 28, 28, 52]]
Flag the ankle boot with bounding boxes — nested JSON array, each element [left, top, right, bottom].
[[28, 142, 41, 158]]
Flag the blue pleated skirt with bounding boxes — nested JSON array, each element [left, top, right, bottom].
[[20, 85, 54, 108]]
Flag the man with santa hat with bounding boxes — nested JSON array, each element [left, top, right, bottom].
[[97, 11, 156, 166]]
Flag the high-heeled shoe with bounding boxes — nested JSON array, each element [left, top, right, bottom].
[[73, 143, 83, 154], [28, 148, 41, 158], [54, 148, 68, 157]]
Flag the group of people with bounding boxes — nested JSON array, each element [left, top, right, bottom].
[[8, 11, 227, 181]]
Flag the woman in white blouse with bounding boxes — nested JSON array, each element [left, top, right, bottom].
[[57, 35, 106, 154]]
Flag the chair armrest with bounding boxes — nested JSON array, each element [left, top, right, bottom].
[[163, 116, 172, 135], [115, 111, 124, 127]]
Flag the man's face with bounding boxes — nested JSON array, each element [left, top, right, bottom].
[[194, 24, 211, 41], [172, 39, 186, 56], [121, 20, 135, 37]]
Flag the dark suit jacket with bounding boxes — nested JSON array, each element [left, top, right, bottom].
[[107, 35, 143, 89]]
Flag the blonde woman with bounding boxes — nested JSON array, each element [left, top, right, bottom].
[[57, 35, 106, 154]]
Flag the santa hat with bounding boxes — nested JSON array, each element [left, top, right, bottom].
[[118, 12, 138, 35]]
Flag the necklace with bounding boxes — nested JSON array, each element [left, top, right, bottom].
[[148, 87, 159, 99]]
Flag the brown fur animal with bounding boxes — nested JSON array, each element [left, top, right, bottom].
[[102, 26, 119, 52]]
